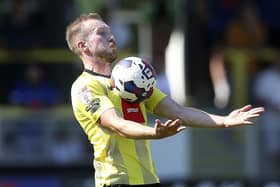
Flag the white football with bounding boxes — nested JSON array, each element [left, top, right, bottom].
[[111, 57, 156, 103]]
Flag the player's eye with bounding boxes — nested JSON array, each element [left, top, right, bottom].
[[97, 29, 109, 36], [98, 31, 106, 36]]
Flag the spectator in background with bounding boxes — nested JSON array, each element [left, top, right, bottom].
[[206, 0, 240, 108], [207, 0, 240, 44], [225, 1, 268, 48], [253, 53, 280, 174], [8, 64, 62, 161], [0, 0, 46, 49], [9, 64, 61, 109], [209, 47, 231, 108], [209, 1, 268, 108]]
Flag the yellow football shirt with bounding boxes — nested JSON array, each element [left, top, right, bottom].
[[71, 70, 167, 187]]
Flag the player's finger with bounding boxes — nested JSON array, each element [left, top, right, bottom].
[[240, 105, 252, 112], [177, 126, 187, 132], [250, 107, 265, 114], [166, 119, 181, 128], [247, 113, 261, 119], [155, 119, 163, 129], [243, 121, 255, 125], [155, 119, 161, 124], [164, 119, 174, 127]]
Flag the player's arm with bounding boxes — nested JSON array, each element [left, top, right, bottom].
[[99, 108, 185, 139], [154, 96, 265, 128]]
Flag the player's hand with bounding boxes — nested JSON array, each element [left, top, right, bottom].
[[154, 119, 186, 138], [223, 105, 265, 127]]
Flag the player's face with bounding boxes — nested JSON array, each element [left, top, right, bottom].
[[84, 19, 117, 63]]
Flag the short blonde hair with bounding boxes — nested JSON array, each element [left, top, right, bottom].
[[65, 13, 102, 55]]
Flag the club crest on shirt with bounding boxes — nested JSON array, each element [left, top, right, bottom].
[[79, 87, 101, 113], [79, 87, 93, 105]]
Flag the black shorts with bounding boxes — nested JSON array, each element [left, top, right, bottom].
[[104, 183, 161, 187]]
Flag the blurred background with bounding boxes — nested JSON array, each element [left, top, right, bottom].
[[0, 0, 280, 186]]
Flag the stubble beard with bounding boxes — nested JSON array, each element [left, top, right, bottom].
[[95, 48, 117, 64]]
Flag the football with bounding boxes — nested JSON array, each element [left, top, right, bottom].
[[111, 56, 156, 103]]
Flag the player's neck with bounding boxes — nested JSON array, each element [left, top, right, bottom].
[[84, 59, 111, 76]]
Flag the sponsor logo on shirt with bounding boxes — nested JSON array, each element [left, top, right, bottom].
[[121, 99, 145, 123]]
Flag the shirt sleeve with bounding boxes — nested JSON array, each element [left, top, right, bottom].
[[145, 87, 167, 114], [73, 79, 115, 125]]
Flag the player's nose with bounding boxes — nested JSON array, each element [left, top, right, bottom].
[[108, 35, 116, 46]]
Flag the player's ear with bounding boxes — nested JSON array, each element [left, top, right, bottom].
[[77, 41, 88, 52]]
